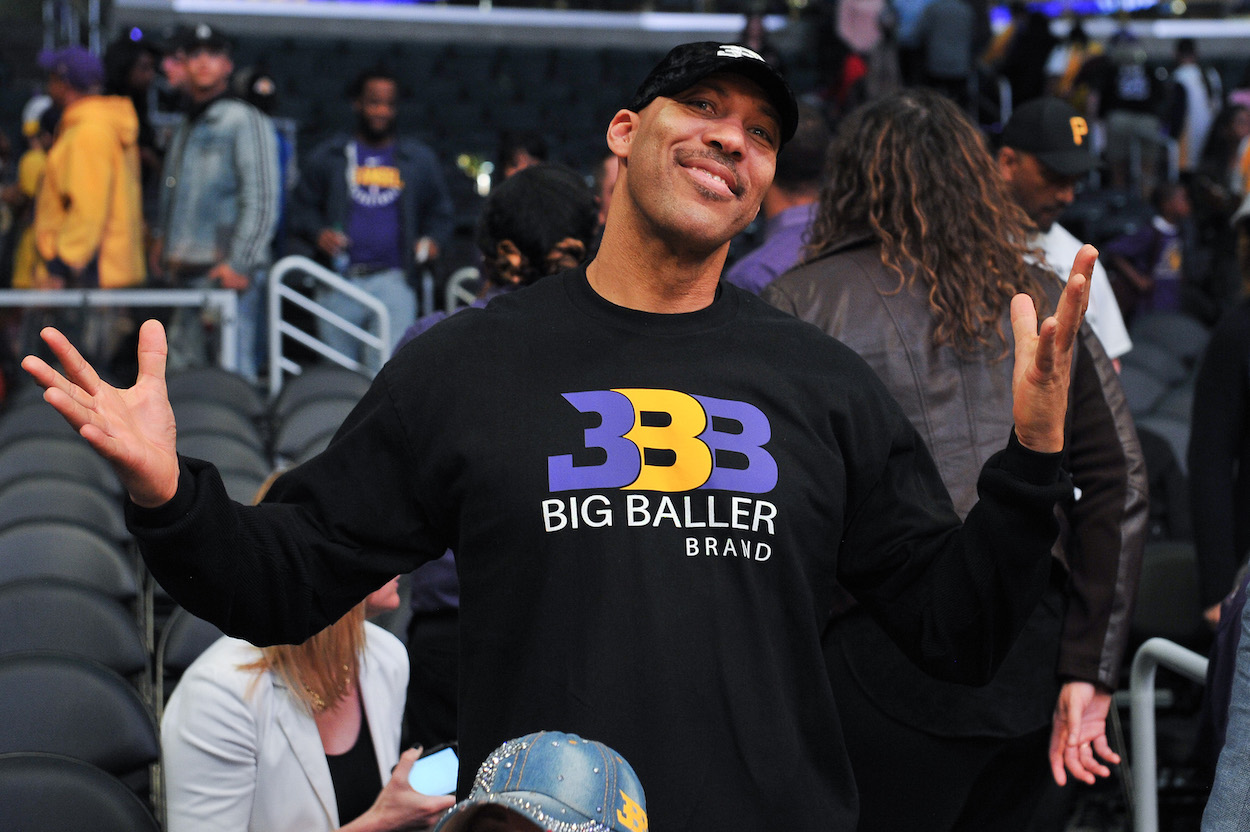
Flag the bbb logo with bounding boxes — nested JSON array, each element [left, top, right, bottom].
[[547, 389, 778, 494], [717, 44, 764, 63]]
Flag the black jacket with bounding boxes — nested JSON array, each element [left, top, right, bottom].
[[764, 235, 1147, 732]]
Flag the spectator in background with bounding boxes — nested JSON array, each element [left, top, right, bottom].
[[152, 24, 278, 382], [1194, 199, 1250, 832], [724, 104, 830, 294], [2, 104, 57, 291], [1045, 18, 1101, 113], [154, 24, 193, 114], [997, 97, 1134, 364], [291, 66, 453, 362], [163, 571, 455, 831], [233, 66, 295, 259], [103, 34, 162, 215], [1104, 181, 1201, 325], [1189, 196, 1250, 630], [912, 0, 976, 109], [999, 9, 1058, 107], [1168, 38, 1222, 178], [1095, 31, 1166, 197], [395, 164, 598, 752], [497, 131, 548, 180], [763, 87, 1144, 832], [35, 45, 145, 292]]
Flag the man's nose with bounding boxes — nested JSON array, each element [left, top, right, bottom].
[[705, 119, 746, 159]]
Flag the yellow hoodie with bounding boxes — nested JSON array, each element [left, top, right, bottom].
[[35, 95, 145, 288]]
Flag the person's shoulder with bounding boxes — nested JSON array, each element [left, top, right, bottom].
[[308, 133, 351, 159], [735, 280, 884, 372], [1043, 222, 1082, 249], [363, 621, 408, 670], [395, 135, 441, 162], [764, 237, 880, 304], [178, 636, 263, 696]]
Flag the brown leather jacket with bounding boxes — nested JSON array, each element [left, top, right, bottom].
[[763, 234, 1147, 699]]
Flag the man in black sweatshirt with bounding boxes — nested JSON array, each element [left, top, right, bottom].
[[24, 42, 1093, 832]]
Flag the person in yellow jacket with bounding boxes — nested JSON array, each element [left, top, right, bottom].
[[34, 46, 145, 289]]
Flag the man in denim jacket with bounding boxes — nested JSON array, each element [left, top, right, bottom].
[[151, 23, 279, 381]]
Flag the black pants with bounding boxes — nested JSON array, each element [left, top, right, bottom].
[[828, 643, 1053, 832]]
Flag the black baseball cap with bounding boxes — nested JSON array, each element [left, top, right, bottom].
[[627, 42, 798, 147], [181, 22, 232, 54], [1000, 97, 1097, 177]]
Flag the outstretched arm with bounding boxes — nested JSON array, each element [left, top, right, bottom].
[[1011, 244, 1096, 454], [21, 320, 180, 507]]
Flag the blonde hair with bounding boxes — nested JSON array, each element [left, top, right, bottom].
[[241, 604, 368, 714], [238, 470, 368, 713]]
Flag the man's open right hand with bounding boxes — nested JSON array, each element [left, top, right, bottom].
[[21, 320, 180, 508]]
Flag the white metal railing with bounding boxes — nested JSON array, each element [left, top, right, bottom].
[[267, 255, 390, 399], [1130, 637, 1210, 832], [0, 288, 240, 370]]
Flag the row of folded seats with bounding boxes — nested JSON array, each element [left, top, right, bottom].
[[0, 363, 371, 830]]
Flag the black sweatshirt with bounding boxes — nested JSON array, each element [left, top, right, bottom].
[[130, 267, 1070, 832]]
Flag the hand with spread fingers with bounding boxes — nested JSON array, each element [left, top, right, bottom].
[[20, 320, 180, 508], [1049, 680, 1120, 785], [1010, 244, 1097, 454]]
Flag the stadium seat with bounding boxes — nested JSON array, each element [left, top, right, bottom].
[[0, 653, 160, 799], [0, 522, 139, 605], [0, 477, 128, 543], [0, 578, 148, 682], [166, 365, 268, 418], [0, 753, 160, 832]]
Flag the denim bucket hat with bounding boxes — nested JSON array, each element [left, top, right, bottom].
[[432, 731, 648, 832]]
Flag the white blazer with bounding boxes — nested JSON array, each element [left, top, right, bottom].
[[162, 622, 409, 832]]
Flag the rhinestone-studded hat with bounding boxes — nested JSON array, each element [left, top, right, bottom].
[[431, 731, 648, 832], [626, 42, 798, 147]]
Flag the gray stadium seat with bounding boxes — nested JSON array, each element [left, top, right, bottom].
[[0, 579, 147, 680], [0, 477, 128, 542], [0, 653, 159, 799], [0, 522, 139, 604], [0, 753, 160, 832], [0, 436, 123, 496]]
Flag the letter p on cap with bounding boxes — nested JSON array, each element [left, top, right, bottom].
[[1070, 116, 1089, 146]]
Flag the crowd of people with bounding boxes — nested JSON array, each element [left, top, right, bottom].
[[4, 7, 1250, 831]]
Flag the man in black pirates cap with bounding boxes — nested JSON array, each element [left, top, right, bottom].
[[26, 43, 1093, 832]]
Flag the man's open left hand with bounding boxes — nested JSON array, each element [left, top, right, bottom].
[[1010, 244, 1096, 454]]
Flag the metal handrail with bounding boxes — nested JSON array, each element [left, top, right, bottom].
[[267, 255, 390, 399], [0, 287, 240, 370], [1130, 637, 1209, 832]]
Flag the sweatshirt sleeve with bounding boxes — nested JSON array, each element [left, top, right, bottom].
[[1056, 325, 1148, 689], [128, 365, 447, 645], [834, 370, 1071, 685]]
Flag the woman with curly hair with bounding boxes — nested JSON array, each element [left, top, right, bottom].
[[763, 89, 1147, 832]]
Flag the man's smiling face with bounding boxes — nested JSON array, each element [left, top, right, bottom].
[[612, 72, 780, 257]]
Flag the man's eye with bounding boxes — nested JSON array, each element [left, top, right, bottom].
[[687, 99, 714, 111], [750, 126, 776, 146]]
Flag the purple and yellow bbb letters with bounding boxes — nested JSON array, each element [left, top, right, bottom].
[[547, 388, 778, 494]]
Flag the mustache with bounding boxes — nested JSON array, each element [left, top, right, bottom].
[[674, 148, 741, 196]]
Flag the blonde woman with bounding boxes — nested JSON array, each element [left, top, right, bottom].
[[162, 573, 454, 831]]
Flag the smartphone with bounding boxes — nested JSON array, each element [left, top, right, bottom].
[[408, 744, 459, 795]]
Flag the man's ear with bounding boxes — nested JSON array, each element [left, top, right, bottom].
[[606, 109, 639, 159], [996, 146, 1017, 180]]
